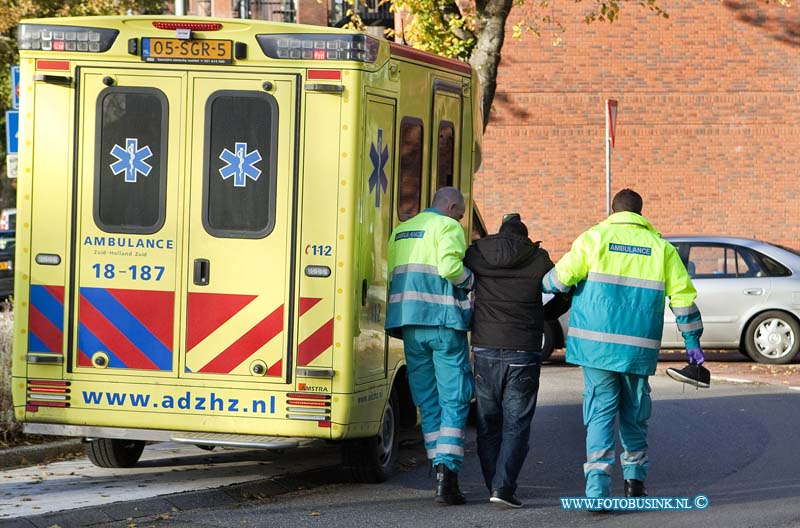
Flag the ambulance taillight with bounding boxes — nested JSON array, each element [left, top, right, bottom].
[[17, 24, 118, 52], [256, 34, 380, 63]]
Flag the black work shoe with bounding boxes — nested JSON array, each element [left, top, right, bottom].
[[624, 479, 647, 497], [489, 490, 523, 508], [666, 363, 711, 388], [434, 464, 466, 505]]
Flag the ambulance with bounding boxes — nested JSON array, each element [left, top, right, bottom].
[[11, 15, 482, 482]]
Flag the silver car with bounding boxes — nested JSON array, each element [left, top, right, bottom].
[[542, 236, 800, 364]]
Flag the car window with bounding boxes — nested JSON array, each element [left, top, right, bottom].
[[0, 233, 14, 251], [686, 245, 761, 278], [753, 251, 791, 277]]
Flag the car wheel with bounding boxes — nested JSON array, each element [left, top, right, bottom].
[[541, 320, 560, 362], [736, 344, 751, 358], [743, 310, 800, 364], [86, 438, 146, 468]]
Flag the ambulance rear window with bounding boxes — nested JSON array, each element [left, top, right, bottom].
[[203, 90, 278, 238], [95, 88, 167, 234]]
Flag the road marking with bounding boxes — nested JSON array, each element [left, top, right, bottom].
[[710, 376, 755, 384], [788, 387, 800, 391]]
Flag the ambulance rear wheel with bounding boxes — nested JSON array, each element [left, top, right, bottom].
[[86, 438, 146, 468], [341, 387, 399, 483]]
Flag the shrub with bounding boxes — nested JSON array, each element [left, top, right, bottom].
[[0, 305, 20, 443]]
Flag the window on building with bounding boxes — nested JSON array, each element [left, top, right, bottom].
[[95, 88, 167, 233], [398, 117, 423, 221], [436, 121, 455, 190], [204, 90, 278, 238]]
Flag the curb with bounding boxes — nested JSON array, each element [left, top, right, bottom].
[[0, 464, 344, 528], [0, 439, 84, 469]]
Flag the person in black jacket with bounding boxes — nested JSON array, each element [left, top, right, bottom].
[[464, 216, 570, 508]]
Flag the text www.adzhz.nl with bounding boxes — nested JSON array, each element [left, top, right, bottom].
[[81, 391, 276, 414]]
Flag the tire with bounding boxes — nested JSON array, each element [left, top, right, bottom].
[[341, 387, 400, 483], [743, 310, 800, 364], [86, 438, 146, 468], [541, 320, 560, 362]]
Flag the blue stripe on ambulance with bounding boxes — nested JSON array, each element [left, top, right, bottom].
[[80, 287, 172, 370]]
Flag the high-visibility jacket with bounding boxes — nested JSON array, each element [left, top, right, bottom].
[[386, 208, 473, 339], [542, 211, 703, 375]]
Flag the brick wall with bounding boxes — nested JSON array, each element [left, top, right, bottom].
[[296, 0, 329, 27], [474, 0, 800, 257]]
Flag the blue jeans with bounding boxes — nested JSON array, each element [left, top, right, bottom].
[[473, 347, 541, 495]]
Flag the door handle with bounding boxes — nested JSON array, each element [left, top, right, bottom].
[[194, 259, 210, 286], [743, 288, 764, 295]]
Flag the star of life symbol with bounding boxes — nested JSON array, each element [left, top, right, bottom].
[[219, 142, 262, 187], [110, 138, 153, 183], [369, 129, 389, 207]]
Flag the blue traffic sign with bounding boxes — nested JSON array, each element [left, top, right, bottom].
[[10, 66, 20, 110], [5, 111, 18, 154]]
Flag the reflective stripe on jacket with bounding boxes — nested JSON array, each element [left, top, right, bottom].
[[542, 211, 703, 375], [386, 208, 473, 338]]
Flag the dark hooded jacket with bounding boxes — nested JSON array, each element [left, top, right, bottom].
[[464, 233, 570, 352]]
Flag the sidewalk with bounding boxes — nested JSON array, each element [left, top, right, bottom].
[[0, 439, 84, 469], [0, 439, 346, 526]]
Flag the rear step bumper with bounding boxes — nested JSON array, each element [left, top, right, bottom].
[[25, 423, 306, 449]]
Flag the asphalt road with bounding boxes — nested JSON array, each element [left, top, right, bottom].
[[10, 361, 791, 528]]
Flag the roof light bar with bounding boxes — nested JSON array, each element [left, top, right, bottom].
[[257, 34, 379, 63], [18, 24, 118, 53]]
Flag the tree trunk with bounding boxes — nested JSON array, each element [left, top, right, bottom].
[[468, 0, 514, 131]]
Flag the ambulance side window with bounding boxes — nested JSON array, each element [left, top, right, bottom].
[[203, 90, 278, 238], [95, 88, 167, 234], [436, 121, 454, 189], [398, 117, 423, 221]]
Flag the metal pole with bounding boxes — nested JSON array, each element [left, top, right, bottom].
[[605, 136, 611, 217], [175, 0, 185, 15]]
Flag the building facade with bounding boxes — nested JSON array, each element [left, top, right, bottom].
[[475, 0, 799, 255]]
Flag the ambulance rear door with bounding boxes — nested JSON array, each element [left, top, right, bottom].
[[182, 73, 299, 384], [72, 68, 184, 376]]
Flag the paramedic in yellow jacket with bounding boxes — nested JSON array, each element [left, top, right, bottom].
[[542, 189, 704, 500], [386, 187, 474, 506]]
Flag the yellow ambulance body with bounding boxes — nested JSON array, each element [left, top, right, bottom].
[[11, 15, 481, 481]]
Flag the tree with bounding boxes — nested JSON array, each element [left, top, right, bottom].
[[0, 0, 163, 106], [0, 1, 162, 205], [393, 0, 791, 131]]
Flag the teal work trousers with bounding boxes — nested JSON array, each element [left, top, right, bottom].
[[403, 326, 473, 472], [582, 366, 651, 498]]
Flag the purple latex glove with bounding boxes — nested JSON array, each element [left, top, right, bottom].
[[687, 348, 705, 365]]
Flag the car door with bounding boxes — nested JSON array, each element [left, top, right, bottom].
[[678, 243, 770, 348]]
